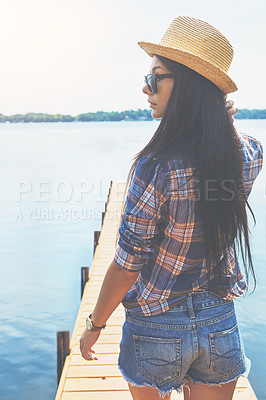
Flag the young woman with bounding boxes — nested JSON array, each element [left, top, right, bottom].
[[80, 17, 263, 400]]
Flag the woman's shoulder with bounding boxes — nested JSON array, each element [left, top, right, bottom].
[[136, 154, 167, 179], [133, 155, 169, 197]]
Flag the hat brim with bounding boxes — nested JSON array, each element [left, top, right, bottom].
[[138, 41, 238, 94]]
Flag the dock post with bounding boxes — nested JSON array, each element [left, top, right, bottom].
[[107, 181, 112, 202], [102, 211, 105, 226], [107, 181, 112, 201], [101, 181, 112, 227], [81, 266, 89, 299], [57, 331, 70, 385], [94, 231, 100, 255]]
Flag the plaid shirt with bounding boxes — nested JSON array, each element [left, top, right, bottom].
[[114, 133, 263, 316]]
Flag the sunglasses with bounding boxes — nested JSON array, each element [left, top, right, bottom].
[[144, 73, 175, 94]]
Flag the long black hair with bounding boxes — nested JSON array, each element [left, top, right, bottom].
[[117, 55, 256, 290]]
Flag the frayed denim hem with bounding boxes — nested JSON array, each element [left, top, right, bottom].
[[242, 356, 251, 378], [118, 363, 186, 398], [187, 356, 251, 387]]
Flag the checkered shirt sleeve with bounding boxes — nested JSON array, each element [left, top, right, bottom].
[[239, 133, 263, 198], [114, 157, 168, 272]]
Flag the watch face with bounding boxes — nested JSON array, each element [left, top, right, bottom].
[[86, 317, 93, 331]]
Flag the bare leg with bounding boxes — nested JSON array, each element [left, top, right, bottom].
[[128, 383, 172, 400], [183, 378, 237, 400]]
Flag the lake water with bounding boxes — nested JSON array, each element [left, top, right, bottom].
[[0, 120, 265, 400]]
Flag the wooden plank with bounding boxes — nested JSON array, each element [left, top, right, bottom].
[[71, 334, 122, 345], [83, 287, 102, 293], [234, 377, 257, 399], [55, 355, 71, 400], [61, 389, 184, 400], [71, 354, 119, 365], [233, 389, 255, 400], [71, 343, 120, 354], [64, 376, 128, 391], [87, 276, 104, 281], [61, 391, 132, 400], [85, 282, 102, 288], [67, 364, 122, 378]]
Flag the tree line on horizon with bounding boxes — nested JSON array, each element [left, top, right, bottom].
[[0, 108, 265, 123]]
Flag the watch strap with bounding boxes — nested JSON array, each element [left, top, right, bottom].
[[88, 314, 106, 331]]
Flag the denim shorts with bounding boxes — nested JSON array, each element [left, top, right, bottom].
[[118, 291, 250, 397]]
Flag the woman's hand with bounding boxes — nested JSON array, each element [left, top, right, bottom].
[[79, 328, 101, 361], [79, 260, 139, 361], [225, 99, 238, 122]]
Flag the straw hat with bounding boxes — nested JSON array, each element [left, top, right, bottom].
[[138, 16, 237, 94]]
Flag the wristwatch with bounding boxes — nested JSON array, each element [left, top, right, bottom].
[[86, 314, 106, 331]]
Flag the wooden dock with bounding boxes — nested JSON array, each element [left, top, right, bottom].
[[55, 181, 258, 400]]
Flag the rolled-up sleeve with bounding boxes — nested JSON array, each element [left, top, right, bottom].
[[114, 157, 168, 272]]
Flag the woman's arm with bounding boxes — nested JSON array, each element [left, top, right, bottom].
[[80, 158, 168, 360], [79, 259, 139, 360]]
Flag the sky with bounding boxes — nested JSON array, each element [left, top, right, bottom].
[[0, 0, 265, 115]]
